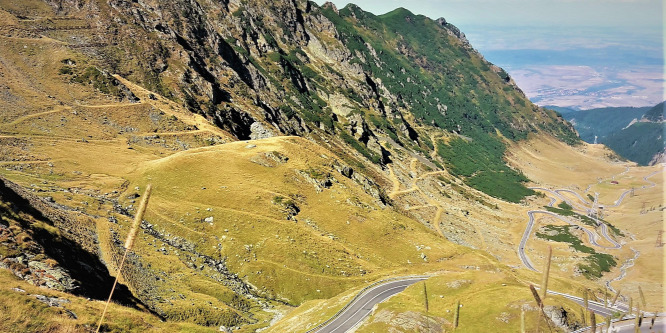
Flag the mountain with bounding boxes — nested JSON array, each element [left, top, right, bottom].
[[643, 101, 665, 122], [562, 102, 665, 165], [562, 106, 652, 143], [604, 122, 665, 165], [602, 101, 665, 165], [1, 0, 644, 331], [544, 105, 577, 114]]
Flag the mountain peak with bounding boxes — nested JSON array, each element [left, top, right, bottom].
[[643, 101, 665, 122], [322, 1, 339, 14]]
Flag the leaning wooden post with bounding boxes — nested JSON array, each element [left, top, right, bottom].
[[96, 184, 152, 333], [453, 300, 460, 329], [603, 286, 608, 309], [583, 289, 589, 309], [541, 246, 552, 300], [423, 282, 429, 332], [610, 289, 621, 307], [638, 286, 646, 308]]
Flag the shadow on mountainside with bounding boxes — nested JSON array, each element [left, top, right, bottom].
[[0, 176, 154, 313]]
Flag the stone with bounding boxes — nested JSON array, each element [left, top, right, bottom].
[[204, 216, 214, 223], [544, 306, 581, 331], [249, 122, 274, 140], [33, 294, 71, 307]]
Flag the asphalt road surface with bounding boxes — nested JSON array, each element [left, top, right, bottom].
[[573, 317, 665, 333], [518, 209, 619, 271], [547, 290, 624, 317], [313, 277, 427, 333], [609, 317, 665, 333]]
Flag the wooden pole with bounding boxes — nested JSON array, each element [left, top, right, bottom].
[[541, 246, 552, 300], [95, 184, 152, 333]]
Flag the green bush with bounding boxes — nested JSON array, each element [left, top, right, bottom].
[[436, 137, 533, 202], [536, 224, 617, 279]]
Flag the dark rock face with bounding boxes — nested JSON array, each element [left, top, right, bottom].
[[0, 177, 144, 308], [0, 221, 77, 292], [0, 0, 583, 329]]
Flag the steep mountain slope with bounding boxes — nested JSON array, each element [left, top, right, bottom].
[[563, 102, 665, 165], [544, 105, 576, 114], [4, 0, 576, 200], [604, 121, 665, 165], [0, 0, 622, 331], [562, 106, 651, 143], [643, 101, 665, 122]]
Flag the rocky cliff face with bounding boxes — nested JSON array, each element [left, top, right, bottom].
[[0, 177, 142, 306], [35, 0, 576, 162], [0, 0, 583, 330]]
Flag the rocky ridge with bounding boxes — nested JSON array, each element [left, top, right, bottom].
[[0, 0, 588, 330]]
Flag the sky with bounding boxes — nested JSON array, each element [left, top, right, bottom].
[[315, 0, 664, 109], [314, 0, 663, 30]]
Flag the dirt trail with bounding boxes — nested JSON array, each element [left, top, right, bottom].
[[429, 134, 439, 160], [94, 217, 116, 272], [387, 165, 403, 198], [112, 75, 235, 142], [388, 158, 488, 248], [2, 106, 70, 127], [140, 129, 207, 136]]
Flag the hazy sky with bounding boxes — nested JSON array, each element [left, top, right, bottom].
[[315, 0, 663, 30]]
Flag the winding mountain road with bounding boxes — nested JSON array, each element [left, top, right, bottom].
[[546, 290, 622, 317], [310, 277, 428, 333], [519, 168, 661, 271]]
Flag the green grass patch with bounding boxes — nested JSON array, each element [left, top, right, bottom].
[[536, 225, 595, 254], [578, 253, 617, 280], [544, 206, 598, 227], [536, 225, 617, 279], [436, 138, 533, 202], [557, 201, 573, 210]]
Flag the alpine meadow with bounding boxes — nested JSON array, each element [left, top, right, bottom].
[[0, 0, 662, 332]]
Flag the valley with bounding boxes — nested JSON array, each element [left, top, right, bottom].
[[0, 0, 662, 332]]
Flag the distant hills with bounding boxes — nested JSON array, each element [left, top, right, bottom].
[[560, 102, 665, 165], [0, 0, 582, 330], [559, 106, 652, 143]]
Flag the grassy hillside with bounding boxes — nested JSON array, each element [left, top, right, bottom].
[[603, 122, 665, 166], [507, 136, 664, 310], [643, 101, 664, 121], [0, 0, 617, 331], [563, 106, 651, 143]]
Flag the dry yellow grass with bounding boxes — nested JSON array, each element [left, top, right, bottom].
[[0, 269, 212, 333], [354, 268, 585, 333], [0, 3, 659, 330], [508, 134, 664, 311]]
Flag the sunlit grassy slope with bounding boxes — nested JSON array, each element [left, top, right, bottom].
[[0, 0, 655, 330], [129, 136, 471, 302], [508, 135, 664, 311]]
